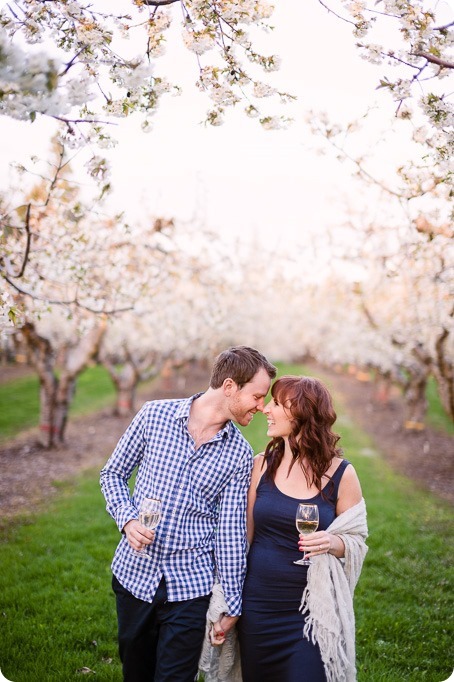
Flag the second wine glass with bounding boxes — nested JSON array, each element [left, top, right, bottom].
[[294, 503, 319, 566]]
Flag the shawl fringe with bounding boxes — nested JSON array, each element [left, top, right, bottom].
[[299, 497, 368, 682]]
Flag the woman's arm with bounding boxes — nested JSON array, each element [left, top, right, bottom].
[[246, 454, 266, 545], [298, 463, 363, 559], [336, 463, 363, 516], [327, 464, 363, 557]]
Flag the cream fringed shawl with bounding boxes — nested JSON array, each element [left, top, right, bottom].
[[300, 497, 369, 682], [198, 582, 242, 682]]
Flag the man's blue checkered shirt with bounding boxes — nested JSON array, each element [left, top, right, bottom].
[[100, 394, 253, 616]]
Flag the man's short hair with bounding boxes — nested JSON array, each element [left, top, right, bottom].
[[210, 346, 277, 389]]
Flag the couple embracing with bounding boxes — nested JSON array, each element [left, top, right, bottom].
[[100, 346, 368, 682]]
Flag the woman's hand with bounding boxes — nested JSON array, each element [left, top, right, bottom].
[[298, 530, 344, 559], [210, 615, 239, 646], [123, 519, 156, 552]]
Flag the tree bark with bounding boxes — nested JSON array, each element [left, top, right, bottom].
[[38, 372, 58, 448], [106, 362, 139, 417], [102, 353, 161, 416], [52, 374, 76, 445], [402, 367, 429, 430], [16, 319, 106, 447], [432, 327, 454, 422]]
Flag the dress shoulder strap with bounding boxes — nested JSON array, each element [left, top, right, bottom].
[[330, 458, 350, 500], [333, 458, 350, 480]]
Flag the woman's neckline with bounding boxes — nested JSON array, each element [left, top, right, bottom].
[[272, 479, 324, 501], [269, 458, 347, 501]]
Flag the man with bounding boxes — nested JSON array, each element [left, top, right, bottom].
[[100, 346, 276, 682]]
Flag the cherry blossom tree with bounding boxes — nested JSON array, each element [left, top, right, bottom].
[[0, 0, 293, 140], [292, 1, 454, 426], [13, 312, 107, 447], [291, 208, 454, 428], [350, 223, 454, 425], [99, 320, 165, 417], [0, 136, 179, 323], [314, 0, 453, 192], [1, 139, 184, 443], [0, 0, 295, 326], [96, 230, 227, 416]]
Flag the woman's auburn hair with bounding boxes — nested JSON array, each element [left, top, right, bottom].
[[263, 375, 343, 494]]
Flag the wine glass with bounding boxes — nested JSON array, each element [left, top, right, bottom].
[[137, 497, 161, 555], [294, 503, 319, 566]]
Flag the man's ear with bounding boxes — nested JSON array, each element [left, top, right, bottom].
[[223, 377, 236, 396]]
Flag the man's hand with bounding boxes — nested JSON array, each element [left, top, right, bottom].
[[210, 614, 239, 646], [123, 519, 155, 552]]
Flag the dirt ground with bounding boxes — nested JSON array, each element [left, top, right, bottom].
[[0, 362, 452, 526], [317, 363, 454, 504]]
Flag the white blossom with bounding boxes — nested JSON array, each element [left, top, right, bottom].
[[182, 28, 217, 55], [0, 0, 291, 147], [260, 115, 281, 130], [253, 82, 277, 98]]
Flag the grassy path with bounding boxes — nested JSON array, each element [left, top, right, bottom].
[[0, 363, 452, 681], [0, 366, 117, 442]]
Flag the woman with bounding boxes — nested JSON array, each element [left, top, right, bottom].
[[238, 376, 368, 682]]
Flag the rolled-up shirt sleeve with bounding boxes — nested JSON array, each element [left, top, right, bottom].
[[100, 403, 148, 532], [215, 450, 253, 616]]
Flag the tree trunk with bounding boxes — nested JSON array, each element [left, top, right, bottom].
[[432, 328, 454, 422], [403, 371, 428, 430], [38, 372, 58, 448], [53, 374, 77, 444], [16, 323, 59, 447], [103, 361, 139, 416], [101, 350, 163, 416], [115, 383, 137, 416], [15, 319, 107, 447], [373, 371, 393, 404]]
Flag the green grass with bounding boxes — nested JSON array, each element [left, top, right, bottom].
[[329, 413, 453, 682], [0, 365, 116, 441], [0, 362, 453, 681], [0, 473, 122, 682]]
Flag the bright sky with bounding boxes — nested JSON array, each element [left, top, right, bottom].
[[1, 0, 452, 252], [104, 0, 387, 248]]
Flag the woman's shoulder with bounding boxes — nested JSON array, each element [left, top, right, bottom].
[[252, 453, 267, 471], [251, 453, 267, 488], [336, 459, 362, 513], [327, 456, 350, 477]]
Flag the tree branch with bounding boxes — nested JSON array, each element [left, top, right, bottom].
[[3, 277, 134, 315], [142, 0, 180, 5], [317, 0, 358, 27], [17, 203, 31, 277], [1, 204, 32, 279], [433, 20, 454, 31], [60, 46, 89, 77], [52, 116, 118, 126], [412, 51, 454, 69]]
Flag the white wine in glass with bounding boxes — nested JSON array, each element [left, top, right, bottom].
[[137, 497, 161, 554], [294, 503, 319, 566]]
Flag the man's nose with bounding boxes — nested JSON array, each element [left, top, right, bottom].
[[257, 398, 266, 412]]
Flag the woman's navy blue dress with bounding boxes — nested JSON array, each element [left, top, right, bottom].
[[238, 459, 350, 682]]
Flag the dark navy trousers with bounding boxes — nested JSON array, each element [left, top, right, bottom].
[[112, 575, 210, 682]]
